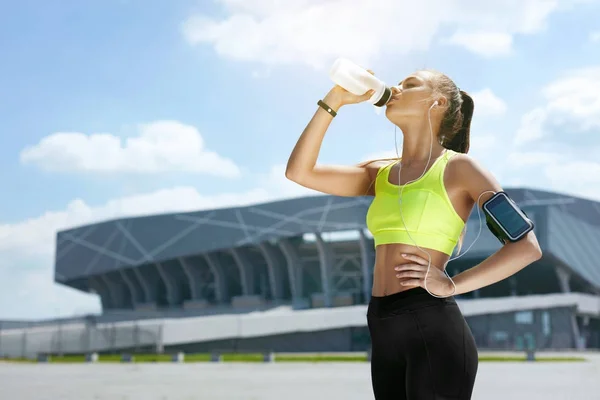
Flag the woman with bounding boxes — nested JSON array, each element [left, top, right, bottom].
[[285, 69, 542, 400]]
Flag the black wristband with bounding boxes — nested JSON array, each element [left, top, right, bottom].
[[317, 100, 337, 117]]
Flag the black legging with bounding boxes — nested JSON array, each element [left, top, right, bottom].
[[367, 286, 479, 399]]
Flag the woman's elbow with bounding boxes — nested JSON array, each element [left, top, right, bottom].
[[285, 166, 303, 183], [525, 232, 543, 262], [530, 243, 543, 262]]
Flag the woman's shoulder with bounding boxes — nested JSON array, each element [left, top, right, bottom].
[[446, 152, 483, 172], [445, 152, 500, 196]]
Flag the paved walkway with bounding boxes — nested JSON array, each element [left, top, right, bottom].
[[1, 352, 598, 399]]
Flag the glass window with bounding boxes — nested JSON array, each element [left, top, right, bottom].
[[492, 331, 508, 340], [542, 311, 551, 335], [515, 310, 533, 324]]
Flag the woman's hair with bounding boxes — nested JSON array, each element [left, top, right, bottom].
[[430, 71, 475, 154], [429, 71, 475, 253]]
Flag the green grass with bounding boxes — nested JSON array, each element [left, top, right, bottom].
[[220, 353, 268, 362], [0, 353, 587, 363], [184, 354, 211, 362], [276, 355, 368, 362], [478, 355, 586, 362]]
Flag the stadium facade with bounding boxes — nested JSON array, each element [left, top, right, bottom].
[[2, 188, 600, 357]]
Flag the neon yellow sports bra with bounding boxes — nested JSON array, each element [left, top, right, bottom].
[[365, 149, 465, 256]]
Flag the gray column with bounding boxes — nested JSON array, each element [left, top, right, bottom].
[[580, 316, 591, 349], [89, 276, 113, 309], [119, 269, 139, 307], [258, 242, 285, 300], [315, 232, 333, 307], [556, 266, 571, 293], [105, 273, 133, 309], [277, 238, 303, 303], [556, 265, 580, 349], [99, 274, 122, 309], [132, 268, 152, 304], [509, 276, 518, 296], [203, 253, 227, 303], [178, 257, 199, 300], [155, 262, 180, 306], [229, 248, 255, 296], [571, 310, 582, 349], [358, 229, 374, 303]]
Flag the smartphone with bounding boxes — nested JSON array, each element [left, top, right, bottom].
[[482, 192, 534, 243]]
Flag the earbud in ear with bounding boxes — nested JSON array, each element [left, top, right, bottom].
[[433, 100, 439, 106]]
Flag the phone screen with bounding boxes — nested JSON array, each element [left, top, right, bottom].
[[486, 195, 530, 238]]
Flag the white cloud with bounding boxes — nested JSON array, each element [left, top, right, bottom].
[[506, 64, 600, 199], [0, 265, 102, 320], [590, 31, 600, 43], [506, 151, 564, 168], [500, 148, 600, 200], [444, 31, 513, 57], [514, 66, 600, 145], [543, 160, 600, 200], [183, 1, 441, 69], [20, 120, 241, 178], [515, 107, 547, 145], [182, 0, 587, 67], [545, 161, 600, 185], [542, 67, 600, 127], [471, 88, 508, 116], [469, 134, 498, 154]]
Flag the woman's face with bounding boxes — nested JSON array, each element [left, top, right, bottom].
[[385, 70, 438, 122]]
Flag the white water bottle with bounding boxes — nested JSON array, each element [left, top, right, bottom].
[[329, 58, 392, 107]]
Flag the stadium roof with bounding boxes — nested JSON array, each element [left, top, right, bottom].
[[55, 188, 600, 290]]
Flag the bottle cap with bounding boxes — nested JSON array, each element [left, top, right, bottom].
[[373, 87, 392, 107]]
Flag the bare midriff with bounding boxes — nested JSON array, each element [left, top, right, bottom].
[[371, 242, 451, 296]]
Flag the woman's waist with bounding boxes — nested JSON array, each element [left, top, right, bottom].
[[373, 243, 450, 271], [371, 244, 451, 298]]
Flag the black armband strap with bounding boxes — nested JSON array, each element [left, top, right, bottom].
[[482, 191, 534, 243]]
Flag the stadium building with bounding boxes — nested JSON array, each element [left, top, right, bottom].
[[2, 188, 600, 357]]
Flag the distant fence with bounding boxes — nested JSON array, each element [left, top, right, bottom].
[[0, 319, 163, 358]]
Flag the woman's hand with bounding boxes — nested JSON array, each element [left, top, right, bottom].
[[395, 253, 455, 297], [322, 69, 376, 111]]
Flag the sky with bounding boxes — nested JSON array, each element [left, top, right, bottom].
[[1, 0, 600, 320]]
